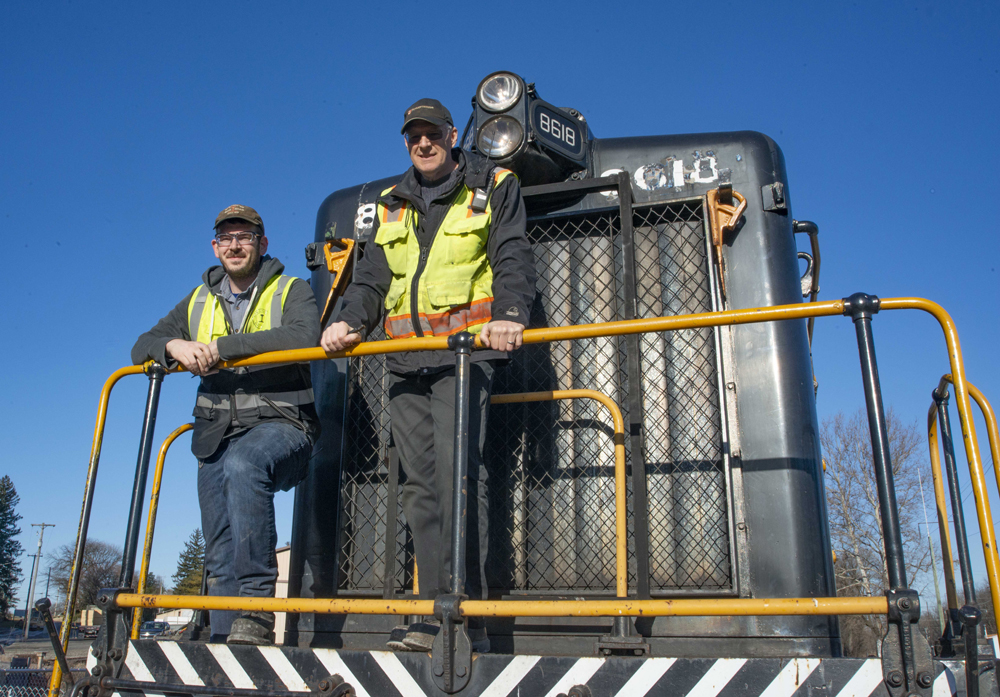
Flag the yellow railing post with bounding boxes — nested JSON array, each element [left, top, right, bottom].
[[927, 404, 960, 613], [491, 389, 628, 598], [882, 298, 1000, 617], [130, 424, 193, 640]]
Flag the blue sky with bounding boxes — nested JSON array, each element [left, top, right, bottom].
[[2, 1, 998, 611]]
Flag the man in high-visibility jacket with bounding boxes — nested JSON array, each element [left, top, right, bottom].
[[321, 99, 536, 653], [132, 204, 320, 646]]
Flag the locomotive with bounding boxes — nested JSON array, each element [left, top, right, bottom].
[[52, 70, 995, 697]]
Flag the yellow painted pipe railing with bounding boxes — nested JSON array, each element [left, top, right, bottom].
[[52, 296, 998, 695], [927, 406, 961, 612], [130, 423, 193, 640], [927, 374, 1000, 618], [941, 375, 1000, 510], [130, 390, 627, 627], [491, 389, 628, 598], [114, 592, 887, 618]]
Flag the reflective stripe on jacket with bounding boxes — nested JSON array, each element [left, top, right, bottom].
[[374, 168, 514, 339], [186, 273, 314, 450]]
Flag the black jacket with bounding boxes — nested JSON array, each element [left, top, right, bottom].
[[131, 256, 321, 459], [337, 149, 537, 374]]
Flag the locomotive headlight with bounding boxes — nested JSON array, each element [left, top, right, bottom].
[[477, 72, 523, 113], [476, 116, 523, 158]]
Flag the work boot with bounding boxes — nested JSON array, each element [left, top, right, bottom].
[[400, 620, 440, 651], [227, 612, 275, 646], [386, 625, 412, 651]]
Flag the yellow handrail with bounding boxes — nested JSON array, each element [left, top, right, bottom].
[[113, 592, 887, 618], [491, 389, 627, 598], [941, 375, 1000, 513], [129, 391, 626, 624], [52, 296, 996, 696], [130, 423, 193, 640], [928, 374, 1000, 616], [882, 299, 1000, 617], [927, 406, 960, 611]]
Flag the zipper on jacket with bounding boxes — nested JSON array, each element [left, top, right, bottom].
[[404, 184, 466, 338], [410, 245, 429, 337]]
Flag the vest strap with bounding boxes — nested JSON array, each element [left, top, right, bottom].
[[188, 286, 212, 340], [270, 276, 291, 329]]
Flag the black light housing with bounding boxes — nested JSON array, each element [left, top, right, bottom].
[[464, 71, 591, 187]]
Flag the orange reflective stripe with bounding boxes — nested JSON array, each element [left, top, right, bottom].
[[384, 297, 494, 339], [382, 199, 407, 223]]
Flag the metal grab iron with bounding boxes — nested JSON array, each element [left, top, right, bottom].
[[304, 236, 355, 326], [843, 293, 934, 696], [934, 387, 978, 608], [431, 332, 477, 694], [35, 598, 74, 686], [705, 183, 746, 298]]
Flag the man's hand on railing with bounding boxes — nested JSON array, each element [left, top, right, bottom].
[[321, 321, 363, 353], [166, 339, 220, 376], [481, 321, 524, 351]]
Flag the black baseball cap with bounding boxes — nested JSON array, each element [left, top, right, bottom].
[[401, 98, 453, 134]]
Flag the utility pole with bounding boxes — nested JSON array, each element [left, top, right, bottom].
[[23, 523, 54, 640], [917, 470, 945, 633], [45, 567, 51, 598], [21, 554, 37, 634]]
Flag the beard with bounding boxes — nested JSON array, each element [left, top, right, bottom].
[[221, 247, 260, 281]]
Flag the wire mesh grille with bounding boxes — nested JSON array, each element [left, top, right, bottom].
[[336, 197, 730, 594], [337, 323, 411, 592], [632, 202, 730, 589], [486, 209, 630, 592]]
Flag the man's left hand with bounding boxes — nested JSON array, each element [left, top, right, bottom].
[[480, 320, 524, 351]]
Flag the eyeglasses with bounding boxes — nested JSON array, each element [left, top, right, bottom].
[[405, 127, 450, 145], [214, 232, 260, 247]]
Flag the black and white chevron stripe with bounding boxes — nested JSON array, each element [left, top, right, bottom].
[[87, 642, 968, 697]]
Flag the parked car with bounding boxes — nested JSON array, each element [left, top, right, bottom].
[[80, 625, 100, 639], [138, 621, 170, 639]]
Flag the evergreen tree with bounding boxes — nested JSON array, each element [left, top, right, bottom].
[[0, 476, 24, 618], [171, 529, 205, 595]]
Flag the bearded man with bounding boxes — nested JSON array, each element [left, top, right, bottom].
[[132, 204, 320, 645]]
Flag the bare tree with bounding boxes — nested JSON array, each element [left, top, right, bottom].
[[823, 409, 935, 657], [974, 579, 997, 636], [47, 540, 122, 618]]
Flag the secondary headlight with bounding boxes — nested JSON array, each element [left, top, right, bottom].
[[477, 116, 523, 159], [477, 72, 523, 113]]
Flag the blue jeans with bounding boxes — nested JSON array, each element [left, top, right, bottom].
[[197, 422, 311, 637]]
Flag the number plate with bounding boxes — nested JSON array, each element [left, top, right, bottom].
[[530, 102, 586, 161]]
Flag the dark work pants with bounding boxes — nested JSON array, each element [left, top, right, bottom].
[[388, 362, 494, 610]]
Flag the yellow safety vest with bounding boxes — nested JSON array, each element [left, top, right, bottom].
[[374, 169, 514, 339], [187, 274, 294, 342]]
